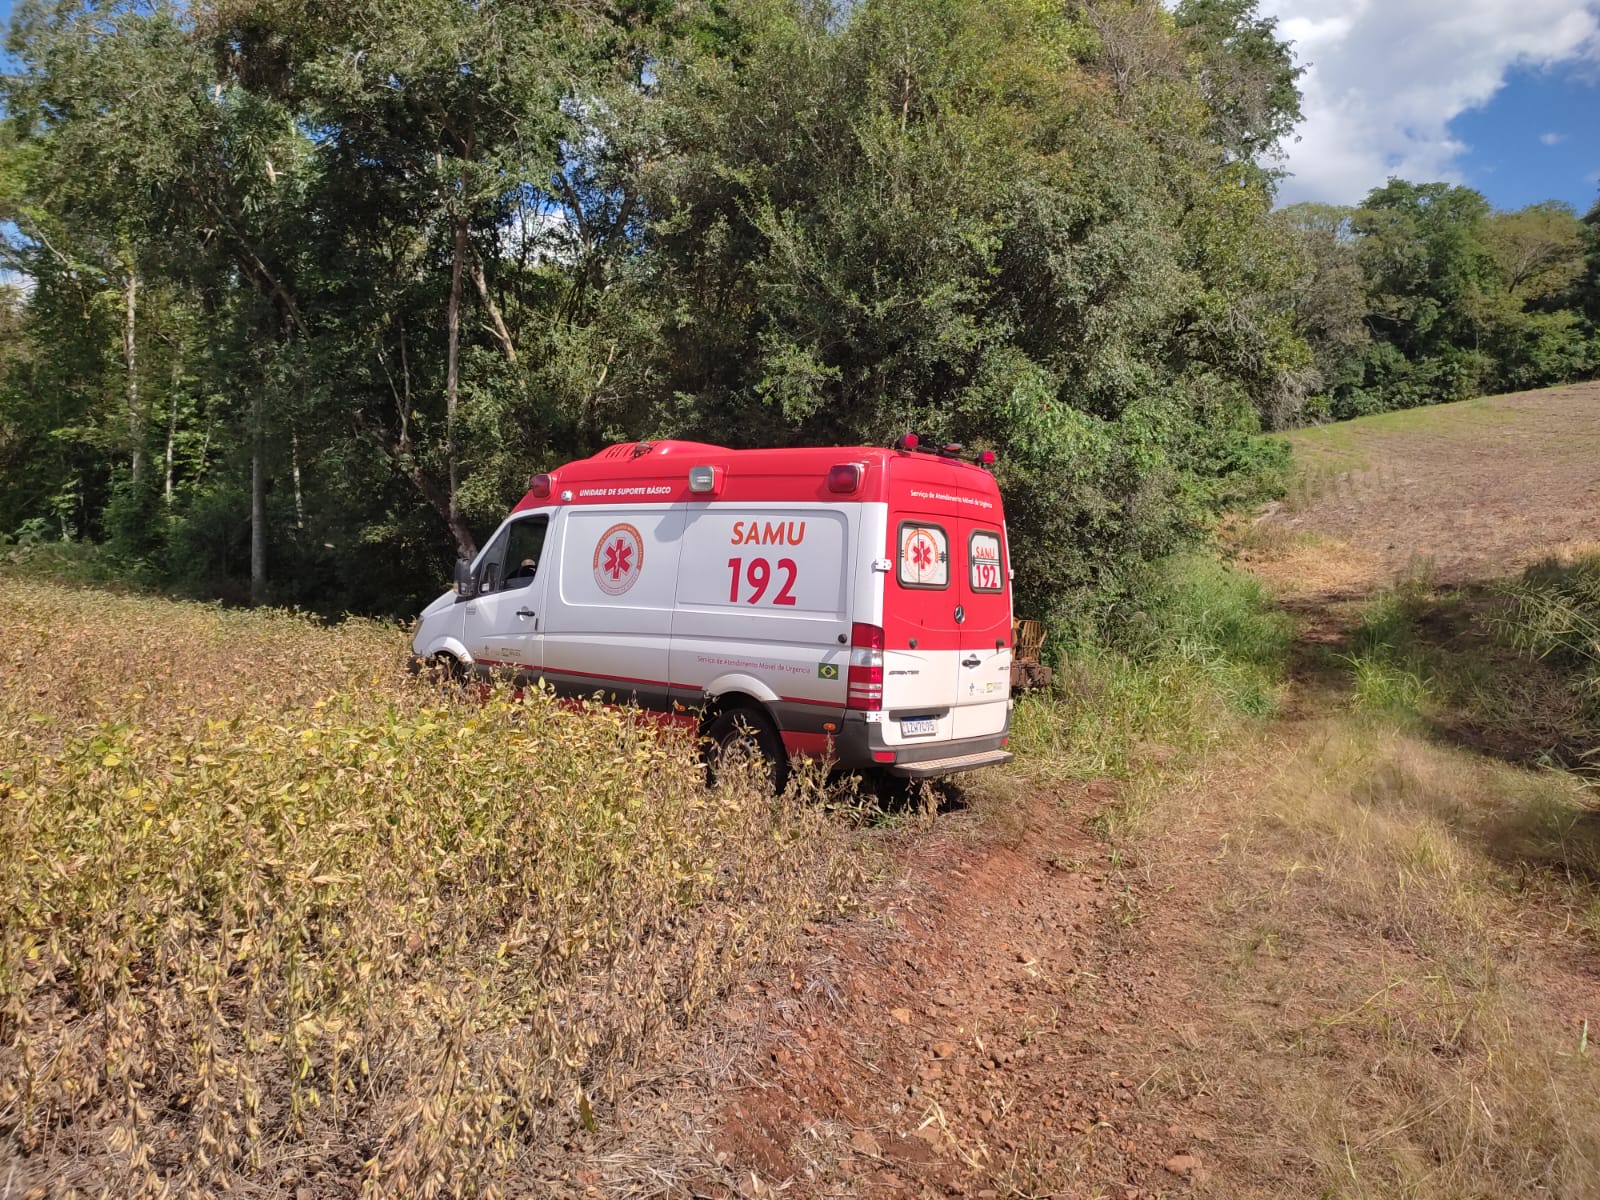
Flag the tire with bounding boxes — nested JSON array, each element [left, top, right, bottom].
[[703, 707, 788, 793], [424, 653, 469, 690]]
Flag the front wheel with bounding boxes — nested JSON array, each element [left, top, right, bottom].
[[423, 653, 469, 690], [703, 708, 788, 793]]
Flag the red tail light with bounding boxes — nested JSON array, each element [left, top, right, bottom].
[[847, 622, 884, 710]]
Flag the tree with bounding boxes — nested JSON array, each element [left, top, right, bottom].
[[1275, 203, 1370, 418], [1338, 180, 1498, 409], [1173, 0, 1304, 180], [1, 0, 1315, 623], [601, 0, 1306, 619], [1482, 201, 1586, 304]]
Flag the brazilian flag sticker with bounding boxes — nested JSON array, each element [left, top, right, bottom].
[[817, 661, 840, 680]]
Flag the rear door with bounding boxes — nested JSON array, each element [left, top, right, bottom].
[[953, 510, 1012, 738], [879, 459, 964, 747]]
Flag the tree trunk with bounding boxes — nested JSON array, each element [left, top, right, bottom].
[[368, 422, 478, 561], [124, 271, 142, 487], [469, 254, 518, 366], [164, 343, 181, 505], [250, 389, 266, 605], [444, 211, 472, 561], [291, 430, 304, 529]]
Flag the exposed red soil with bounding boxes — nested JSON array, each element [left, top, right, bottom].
[[705, 785, 1232, 1199]]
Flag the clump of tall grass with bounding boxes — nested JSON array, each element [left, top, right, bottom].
[[0, 578, 854, 1197], [1344, 576, 1435, 719], [1504, 553, 1600, 708], [1012, 553, 1292, 778]]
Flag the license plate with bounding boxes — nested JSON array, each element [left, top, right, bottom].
[[900, 717, 937, 737]]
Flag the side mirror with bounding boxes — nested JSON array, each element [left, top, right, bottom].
[[453, 558, 477, 601]]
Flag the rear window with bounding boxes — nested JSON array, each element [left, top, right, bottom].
[[969, 530, 1004, 592], [897, 522, 949, 589]]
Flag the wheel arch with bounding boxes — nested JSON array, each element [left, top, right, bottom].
[[418, 635, 473, 667], [697, 676, 781, 739]]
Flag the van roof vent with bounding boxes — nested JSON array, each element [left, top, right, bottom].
[[593, 442, 651, 461]]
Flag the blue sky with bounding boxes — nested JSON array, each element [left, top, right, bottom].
[[1261, 0, 1600, 213], [1451, 65, 1600, 212], [2, 0, 1597, 216]]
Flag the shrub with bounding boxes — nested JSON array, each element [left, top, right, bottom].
[[1013, 552, 1292, 777]]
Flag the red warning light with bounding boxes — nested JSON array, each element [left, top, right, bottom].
[[828, 464, 863, 493]]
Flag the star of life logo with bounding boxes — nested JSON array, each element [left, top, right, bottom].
[[593, 523, 644, 596], [900, 526, 945, 586]]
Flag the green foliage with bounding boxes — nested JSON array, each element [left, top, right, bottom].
[[1505, 554, 1600, 710], [1286, 185, 1599, 423], [2, 0, 1303, 622], [601, 0, 1303, 623], [1345, 581, 1435, 718], [1012, 551, 1291, 777], [1172, 0, 1304, 176]]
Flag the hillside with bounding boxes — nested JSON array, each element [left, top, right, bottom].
[[702, 382, 1600, 1199], [5, 383, 1600, 1198]]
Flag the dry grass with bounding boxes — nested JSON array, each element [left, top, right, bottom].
[[0, 577, 857, 1198], [1220, 722, 1600, 1198], [1226, 524, 1384, 602], [1117, 699, 1600, 1199], [1088, 521, 1600, 1198]]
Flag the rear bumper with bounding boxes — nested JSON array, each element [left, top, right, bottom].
[[830, 710, 1013, 777]]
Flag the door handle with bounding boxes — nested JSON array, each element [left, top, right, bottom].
[[516, 608, 536, 619], [961, 655, 982, 669]]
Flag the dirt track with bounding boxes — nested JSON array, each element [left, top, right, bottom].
[[697, 382, 1600, 1199], [711, 786, 1220, 1198]]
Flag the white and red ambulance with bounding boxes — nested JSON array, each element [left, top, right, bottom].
[[410, 437, 1014, 780]]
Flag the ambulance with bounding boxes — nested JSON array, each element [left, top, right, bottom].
[[410, 437, 1015, 782]]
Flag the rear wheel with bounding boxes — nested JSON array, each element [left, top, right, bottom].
[[703, 708, 788, 793]]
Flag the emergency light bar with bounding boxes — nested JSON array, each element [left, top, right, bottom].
[[893, 432, 998, 469]]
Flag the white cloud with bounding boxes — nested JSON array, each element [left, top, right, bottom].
[[1259, 0, 1600, 205], [1540, 131, 1567, 144]]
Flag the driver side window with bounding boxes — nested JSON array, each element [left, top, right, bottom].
[[479, 515, 549, 592]]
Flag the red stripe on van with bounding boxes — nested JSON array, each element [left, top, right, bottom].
[[472, 660, 841, 713], [780, 731, 835, 758]]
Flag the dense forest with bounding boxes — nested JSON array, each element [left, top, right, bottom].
[[0, 0, 1596, 619]]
